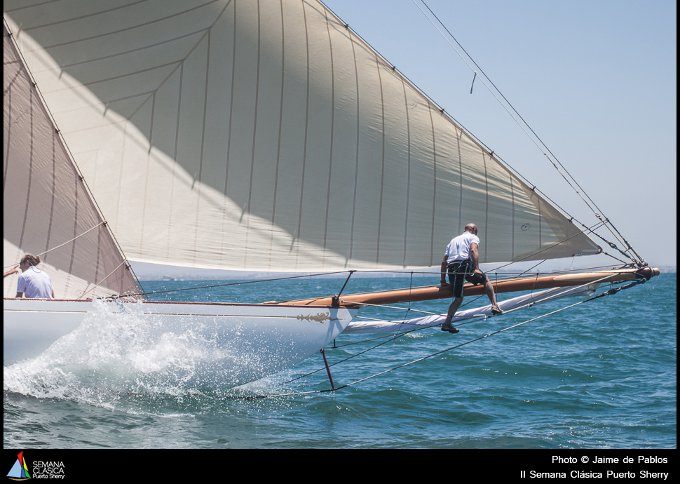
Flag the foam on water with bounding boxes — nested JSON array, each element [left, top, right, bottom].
[[3, 300, 278, 406]]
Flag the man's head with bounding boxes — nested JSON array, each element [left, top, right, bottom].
[[464, 223, 478, 235], [19, 254, 40, 271]]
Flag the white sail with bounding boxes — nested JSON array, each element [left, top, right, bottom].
[[3, 0, 600, 274], [3, 22, 140, 299]]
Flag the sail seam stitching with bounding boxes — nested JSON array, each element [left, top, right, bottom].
[[244, 0, 261, 269], [401, 79, 411, 267], [31, 1, 222, 50], [19, 89, 33, 252], [269, 0, 286, 270], [294, 0, 311, 266], [376, 57, 386, 264], [322, 7, 336, 269]]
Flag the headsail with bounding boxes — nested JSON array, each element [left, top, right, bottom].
[[3, 0, 600, 274], [3, 22, 141, 299]]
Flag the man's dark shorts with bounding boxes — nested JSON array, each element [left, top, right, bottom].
[[447, 259, 487, 298]]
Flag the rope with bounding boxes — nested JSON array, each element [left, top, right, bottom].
[[576, 219, 643, 264], [4, 222, 106, 271], [329, 269, 620, 353], [282, 274, 431, 381], [128, 261, 644, 311], [233, 274, 646, 400], [77, 260, 129, 299], [126, 270, 352, 299], [332, 276, 646, 392]]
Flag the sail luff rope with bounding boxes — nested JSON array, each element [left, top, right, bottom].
[[411, 0, 641, 265]]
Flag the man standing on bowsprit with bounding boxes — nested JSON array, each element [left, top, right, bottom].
[[440, 223, 502, 333]]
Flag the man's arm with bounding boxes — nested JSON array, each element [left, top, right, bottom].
[[440, 256, 448, 285], [470, 243, 482, 273], [4, 265, 18, 278], [16, 273, 25, 298]]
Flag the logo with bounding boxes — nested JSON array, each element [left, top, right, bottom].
[[6, 452, 65, 481], [31, 461, 64, 480], [6, 452, 30, 481], [296, 312, 330, 323]]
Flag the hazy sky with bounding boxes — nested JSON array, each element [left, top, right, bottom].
[[322, 0, 676, 268]]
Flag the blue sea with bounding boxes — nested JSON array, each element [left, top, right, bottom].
[[3, 271, 676, 456]]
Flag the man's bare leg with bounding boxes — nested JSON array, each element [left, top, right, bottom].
[[442, 297, 463, 333], [484, 281, 503, 314]]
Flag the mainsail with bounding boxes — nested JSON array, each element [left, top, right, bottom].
[[4, 0, 601, 275], [3, 22, 140, 299]]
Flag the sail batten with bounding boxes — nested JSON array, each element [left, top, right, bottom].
[[4, 0, 601, 274]]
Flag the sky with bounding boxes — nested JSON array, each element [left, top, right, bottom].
[[320, 0, 677, 269]]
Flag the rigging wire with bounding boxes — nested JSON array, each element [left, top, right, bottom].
[[76, 260, 129, 299], [236, 275, 647, 400], [3, 222, 106, 271], [410, 0, 644, 266], [110, 270, 352, 299], [117, 256, 642, 303]]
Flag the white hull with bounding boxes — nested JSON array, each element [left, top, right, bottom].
[[4, 298, 354, 388]]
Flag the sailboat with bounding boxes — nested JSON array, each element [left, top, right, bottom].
[[3, 1, 659, 389]]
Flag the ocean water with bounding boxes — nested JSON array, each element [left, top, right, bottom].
[[3, 272, 676, 450]]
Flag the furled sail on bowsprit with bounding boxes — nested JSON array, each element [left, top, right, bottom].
[[3, 0, 600, 274], [3, 22, 141, 299]]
